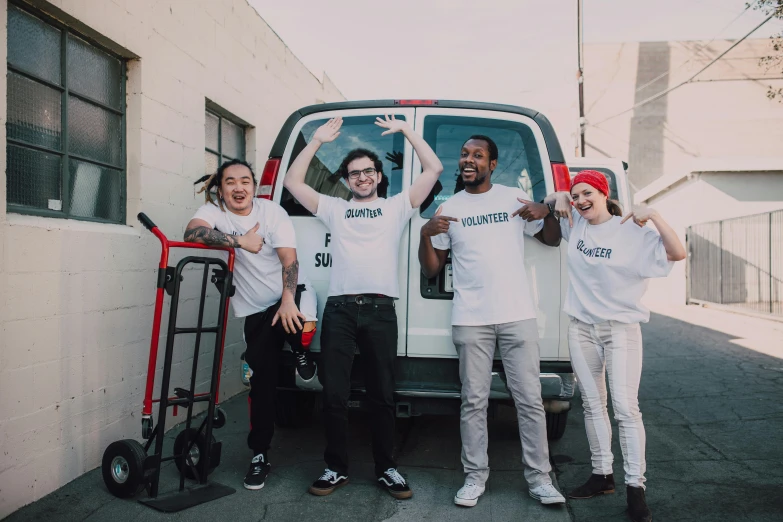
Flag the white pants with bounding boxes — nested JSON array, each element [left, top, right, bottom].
[[569, 318, 646, 488]]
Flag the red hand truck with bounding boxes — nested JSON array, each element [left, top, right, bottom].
[[101, 213, 237, 512]]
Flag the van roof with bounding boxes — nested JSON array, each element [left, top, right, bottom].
[[270, 99, 565, 163]]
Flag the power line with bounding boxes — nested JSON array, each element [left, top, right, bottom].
[[591, 12, 776, 127], [633, 5, 752, 94]]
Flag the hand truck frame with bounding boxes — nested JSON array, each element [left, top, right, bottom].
[[101, 213, 237, 512]]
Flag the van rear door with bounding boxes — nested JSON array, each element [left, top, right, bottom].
[[406, 108, 561, 360], [275, 108, 416, 356]]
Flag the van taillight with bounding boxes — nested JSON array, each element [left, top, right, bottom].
[[551, 163, 571, 192], [257, 158, 281, 199], [395, 99, 438, 105]]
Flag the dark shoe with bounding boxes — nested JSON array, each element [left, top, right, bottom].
[[378, 468, 413, 500], [308, 468, 349, 496], [295, 351, 317, 381], [243, 453, 270, 490], [627, 486, 652, 522], [569, 473, 616, 499]]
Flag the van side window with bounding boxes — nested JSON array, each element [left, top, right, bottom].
[[280, 115, 408, 216], [419, 116, 547, 218], [569, 167, 619, 201]]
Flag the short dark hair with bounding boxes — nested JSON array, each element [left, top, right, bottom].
[[462, 135, 498, 162], [194, 158, 256, 209], [338, 148, 383, 179]]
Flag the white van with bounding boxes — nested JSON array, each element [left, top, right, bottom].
[[258, 100, 631, 440]]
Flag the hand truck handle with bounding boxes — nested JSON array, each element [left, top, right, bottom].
[[138, 212, 157, 231]]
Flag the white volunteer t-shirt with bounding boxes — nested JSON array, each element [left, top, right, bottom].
[[192, 199, 314, 319], [560, 209, 675, 324], [431, 184, 544, 326], [315, 191, 415, 297]]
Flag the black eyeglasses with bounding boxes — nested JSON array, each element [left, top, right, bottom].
[[346, 167, 378, 179]]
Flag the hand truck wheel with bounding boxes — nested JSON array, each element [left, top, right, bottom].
[[173, 428, 218, 479], [213, 407, 227, 429], [141, 416, 154, 439], [102, 440, 148, 498]]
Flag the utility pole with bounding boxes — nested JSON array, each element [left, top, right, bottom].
[[577, 0, 585, 157]]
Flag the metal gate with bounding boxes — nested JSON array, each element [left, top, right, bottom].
[[687, 210, 783, 317]]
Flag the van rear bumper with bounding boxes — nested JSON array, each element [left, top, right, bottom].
[[285, 353, 576, 404], [393, 372, 576, 401]]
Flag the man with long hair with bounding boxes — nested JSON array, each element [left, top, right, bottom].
[[185, 159, 313, 491]]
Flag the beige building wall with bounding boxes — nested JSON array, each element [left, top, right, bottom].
[[583, 39, 783, 308], [0, 0, 344, 516], [584, 38, 783, 192], [639, 169, 783, 306]]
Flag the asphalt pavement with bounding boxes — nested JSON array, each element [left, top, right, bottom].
[[7, 305, 783, 521]]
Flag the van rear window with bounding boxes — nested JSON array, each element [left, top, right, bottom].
[[419, 116, 546, 218], [280, 115, 408, 216]]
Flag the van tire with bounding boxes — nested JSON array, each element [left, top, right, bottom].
[[275, 390, 316, 428], [546, 410, 568, 440]]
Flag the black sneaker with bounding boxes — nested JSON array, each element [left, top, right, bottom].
[[378, 468, 412, 499], [295, 351, 317, 381], [243, 453, 270, 490], [308, 468, 349, 496]]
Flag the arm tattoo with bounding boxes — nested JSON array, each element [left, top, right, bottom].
[[184, 226, 241, 248], [282, 259, 299, 296]]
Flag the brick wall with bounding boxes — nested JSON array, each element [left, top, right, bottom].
[[0, 0, 344, 516]]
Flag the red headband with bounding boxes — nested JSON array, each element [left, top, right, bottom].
[[571, 170, 609, 197]]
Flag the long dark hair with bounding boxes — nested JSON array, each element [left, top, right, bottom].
[[607, 198, 623, 217], [194, 158, 256, 211]]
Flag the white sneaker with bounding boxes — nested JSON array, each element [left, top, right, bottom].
[[529, 482, 566, 505], [454, 482, 485, 507]]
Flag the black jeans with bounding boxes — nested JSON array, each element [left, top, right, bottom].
[[243, 287, 307, 456], [320, 296, 398, 477]]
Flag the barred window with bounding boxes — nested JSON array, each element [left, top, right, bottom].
[[6, 4, 126, 223], [204, 107, 246, 176]]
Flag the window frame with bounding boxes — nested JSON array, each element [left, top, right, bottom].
[[413, 109, 554, 219], [275, 108, 416, 215], [6, 1, 127, 224], [204, 105, 247, 166]]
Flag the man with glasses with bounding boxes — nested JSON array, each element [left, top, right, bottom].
[[283, 116, 443, 499]]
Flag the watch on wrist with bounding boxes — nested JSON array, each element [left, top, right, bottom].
[[546, 202, 555, 216]]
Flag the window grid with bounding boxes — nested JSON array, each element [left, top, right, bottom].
[[6, 1, 126, 224], [205, 108, 245, 168]]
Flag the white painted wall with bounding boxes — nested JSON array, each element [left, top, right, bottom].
[[638, 171, 783, 307], [0, 0, 344, 516]]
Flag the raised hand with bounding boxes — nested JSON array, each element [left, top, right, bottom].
[[421, 206, 458, 237], [549, 192, 573, 227], [238, 223, 264, 253], [312, 117, 342, 145], [621, 205, 658, 227], [511, 198, 550, 221], [375, 115, 409, 136], [386, 150, 404, 170]]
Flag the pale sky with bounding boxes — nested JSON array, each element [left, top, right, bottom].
[[249, 0, 783, 99], [247, 0, 783, 149]]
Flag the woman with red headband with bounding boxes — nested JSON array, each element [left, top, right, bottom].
[[545, 170, 685, 522]]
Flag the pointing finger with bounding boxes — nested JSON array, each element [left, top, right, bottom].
[[517, 198, 532, 205], [434, 206, 443, 216], [443, 216, 458, 222], [620, 212, 633, 224]]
